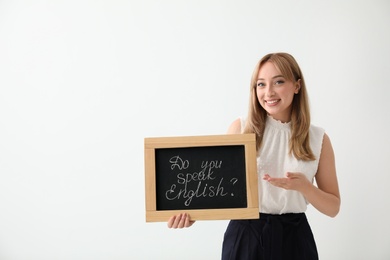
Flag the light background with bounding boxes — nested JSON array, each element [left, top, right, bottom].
[[0, 0, 389, 259]]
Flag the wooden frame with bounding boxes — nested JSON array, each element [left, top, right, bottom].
[[144, 134, 259, 222]]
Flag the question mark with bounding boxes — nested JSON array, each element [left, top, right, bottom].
[[230, 178, 238, 196]]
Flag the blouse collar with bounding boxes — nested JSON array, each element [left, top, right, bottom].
[[266, 115, 291, 130]]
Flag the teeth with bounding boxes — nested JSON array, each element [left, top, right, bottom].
[[266, 100, 278, 104]]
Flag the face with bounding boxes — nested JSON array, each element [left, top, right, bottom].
[[256, 61, 300, 123]]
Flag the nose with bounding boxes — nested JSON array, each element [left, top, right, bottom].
[[266, 86, 275, 97]]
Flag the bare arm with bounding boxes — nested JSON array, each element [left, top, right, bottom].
[[227, 118, 241, 134], [263, 133, 341, 217], [303, 133, 340, 217]]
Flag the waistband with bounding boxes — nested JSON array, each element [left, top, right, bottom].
[[259, 212, 306, 222]]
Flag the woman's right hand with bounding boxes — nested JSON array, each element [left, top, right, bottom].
[[167, 213, 195, 228]]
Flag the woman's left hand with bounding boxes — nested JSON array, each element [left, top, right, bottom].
[[263, 172, 311, 193]]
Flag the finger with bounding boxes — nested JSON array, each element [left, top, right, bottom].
[[286, 172, 302, 178], [172, 213, 183, 229], [184, 213, 192, 227], [167, 216, 176, 228], [268, 178, 284, 184], [286, 172, 297, 178], [178, 213, 186, 228]]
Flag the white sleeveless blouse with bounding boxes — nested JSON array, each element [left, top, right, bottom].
[[241, 115, 325, 214]]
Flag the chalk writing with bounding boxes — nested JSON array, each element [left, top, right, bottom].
[[164, 156, 239, 206], [155, 145, 247, 210]]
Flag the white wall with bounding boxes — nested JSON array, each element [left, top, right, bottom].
[[0, 0, 389, 259]]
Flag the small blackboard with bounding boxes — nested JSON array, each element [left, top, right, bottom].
[[155, 145, 247, 210], [144, 134, 259, 222]]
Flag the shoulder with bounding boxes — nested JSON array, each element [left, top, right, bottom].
[[309, 124, 326, 147], [311, 124, 334, 161], [309, 124, 326, 158], [309, 124, 325, 138], [227, 118, 243, 134], [321, 133, 334, 155]]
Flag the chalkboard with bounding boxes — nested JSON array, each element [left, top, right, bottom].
[[155, 145, 247, 210], [144, 134, 259, 222]]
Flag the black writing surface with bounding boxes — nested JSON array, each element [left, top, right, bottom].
[[155, 145, 247, 210]]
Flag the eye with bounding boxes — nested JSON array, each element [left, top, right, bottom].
[[275, 80, 285, 85], [257, 82, 265, 87]]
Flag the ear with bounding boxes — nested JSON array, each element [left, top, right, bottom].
[[294, 79, 301, 94]]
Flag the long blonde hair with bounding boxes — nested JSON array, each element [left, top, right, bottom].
[[243, 52, 315, 161]]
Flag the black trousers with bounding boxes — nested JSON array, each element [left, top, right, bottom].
[[221, 213, 318, 260]]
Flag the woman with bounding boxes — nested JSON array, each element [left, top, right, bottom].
[[168, 52, 340, 260]]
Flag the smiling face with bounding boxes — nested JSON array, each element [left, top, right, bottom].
[[256, 61, 301, 123]]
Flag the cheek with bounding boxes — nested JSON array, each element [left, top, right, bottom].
[[287, 92, 297, 103], [256, 90, 264, 102], [256, 94, 263, 106], [280, 88, 296, 102], [256, 92, 266, 109]]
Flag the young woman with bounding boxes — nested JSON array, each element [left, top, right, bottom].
[[168, 52, 340, 260]]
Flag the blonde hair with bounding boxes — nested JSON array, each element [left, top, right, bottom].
[[243, 52, 315, 161]]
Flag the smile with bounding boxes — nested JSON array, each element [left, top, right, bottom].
[[265, 99, 280, 104]]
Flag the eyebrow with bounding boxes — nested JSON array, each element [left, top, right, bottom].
[[257, 75, 284, 80]]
